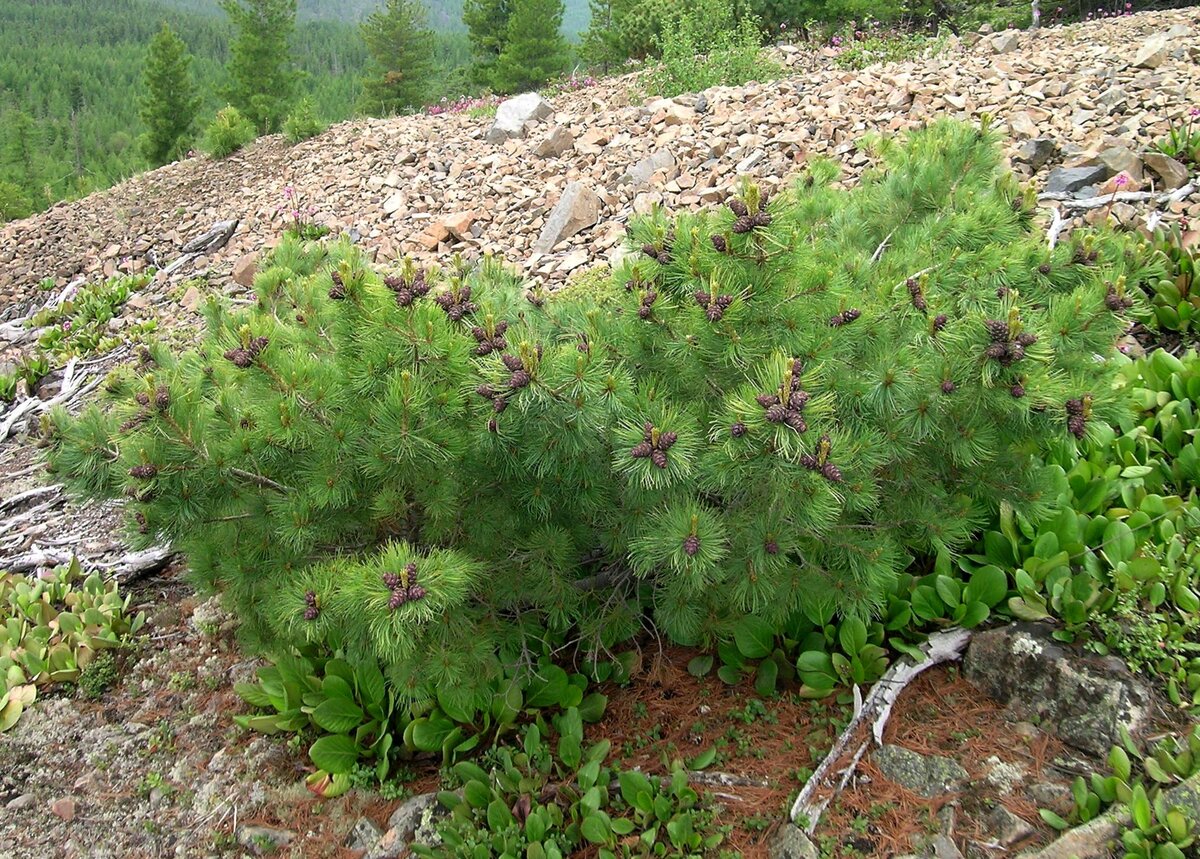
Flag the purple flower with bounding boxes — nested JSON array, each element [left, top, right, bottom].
[[1190, 107, 1200, 117], [1115, 174, 1129, 187], [283, 186, 294, 199]]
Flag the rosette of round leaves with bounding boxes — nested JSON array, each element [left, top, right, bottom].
[[1, 558, 143, 731], [47, 121, 1163, 702]]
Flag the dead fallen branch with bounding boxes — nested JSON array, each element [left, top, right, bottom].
[[1038, 182, 1195, 209], [162, 220, 239, 276], [0, 544, 172, 579], [789, 628, 973, 834]]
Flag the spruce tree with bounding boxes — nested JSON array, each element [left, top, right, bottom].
[[359, 0, 437, 116], [462, 0, 511, 89], [139, 23, 202, 166], [220, 0, 298, 133], [492, 0, 569, 93], [49, 122, 1159, 702]]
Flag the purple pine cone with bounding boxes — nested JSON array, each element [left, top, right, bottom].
[[682, 534, 701, 557]]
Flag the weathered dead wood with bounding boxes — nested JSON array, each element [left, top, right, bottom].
[[789, 628, 973, 833], [163, 220, 239, 276], [1038, 182, 1195, 209]]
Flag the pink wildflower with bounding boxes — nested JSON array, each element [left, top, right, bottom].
[[1115, 174, 1129, 188]]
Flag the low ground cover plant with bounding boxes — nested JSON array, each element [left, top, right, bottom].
[[48, 121, 1162, 728]]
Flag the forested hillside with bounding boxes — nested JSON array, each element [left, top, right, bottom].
[[156, 0, 592, 33]]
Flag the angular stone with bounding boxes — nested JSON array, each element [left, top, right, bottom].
[[1133, 34, 1167, 69], [1143, 152, 1189, 190], [929, 834, 963, 859], [1097, 147, 1142, 181], [346, 817, 384, 852], [5, 794, 35, 811], [50, 797, 76, 821], [874, 745, 969, 797], [383, 191, 405, 216], [236, 824, 295, 855], [232, 253, 257, 288], [986, 805, 1035, 848], [388, 792, 440, 839], [768, 823, 819, 858], [1014, 137, 1058, 170], [180, 284, 202, 313], [964, 623, 1151, 756], [486, 93, 553, 143], [441, 211, 476, 241], [620, 149, 676, 186], [1008, 111, 1039, 139], [990, 31, 1021, 54], [1044, 165, 1108, 195], [532, 182, 600, 254], [534, 126, 575, 158]]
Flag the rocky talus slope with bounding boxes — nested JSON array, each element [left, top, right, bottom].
[[0, 8, 1197, 317]]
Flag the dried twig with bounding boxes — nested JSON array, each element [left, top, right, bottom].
[[1038, 182, 1195, 209], [789, 628, 973, 833], [1046, 206, 1067, 249]]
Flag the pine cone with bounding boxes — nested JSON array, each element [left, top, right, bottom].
[[330, 271, 344, 287], [224, 348, 253, 368], [659, 431, 678, 449], [753, 211, 772, 227], [764, 540, 779, 555], [785, 412, 807, 433], [476, 384, 496, 400], [765, 404, 786, 423], [682, 534, 701, 557], [843, 309, 861, 323], [305, 590, 318, 605], [984, 320, 1009, 342], [630, 442, 653, 458], [984, 342, 1008, 360], [494, 321, 508, 336], [933, 314, 948, 331], [493, 336, 507, 351], [1065, 398, 1084, 416], [395, 288, 413, 306], [155, 386, 170, 411], [408, 585, 426, 601], [388, 589, 408, 610], [250, 337, 270, 355], [694, 290, 711, 307], [120, 413, 150, 433], [756, 394, 780, 408], [728, 199, 748, 217], [730, 422, 747, 438], [642, 290, 658, 306], [329, 282, 346, 299], [941, 380, 956, 394], [1068, 414, 1086, 438], [716, 294, 734, 309], [476, 342, 493, 356], [501, 354, 524, 371], [821, 462, 844, 483], [637, 306, 652, 320], [134, 511, 149, 534], [129, 464, 157, 480], [650, 449, 668, 469], [731, 215, 755, 234], [509, 370, 531, 389], [711, 235, 728, 252], [790, 390, 810, 409], [304, 606, 320, 621], [493, 397, 508, 413], [642, 243, 659, 259], [1011, 383, 1026, 398], [800, 453, 818, 470], [135, 392, 150, 406], [471, 326, 487, 341], [706, 305, 724, 321], [526, 291, 545, 308], [383, 572, 400, 589], [1038, 263, 1052, 275], [1015, 332, 1038, 347]]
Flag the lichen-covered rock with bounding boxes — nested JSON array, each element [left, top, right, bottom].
[[964, 623, 1151, 756], [768, 823, 820, 859], [873, 744, 969, 797]]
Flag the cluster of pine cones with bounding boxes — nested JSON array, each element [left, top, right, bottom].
[[694, 289, 734, 321], [630, 421, 677, 469], [1065, 397, 1090, 439], [830, 308, 861, 327], [758, 359, 810, 433], [303, 590, 319, 621], [729, 197, 772, 233], [224, 336, 269, 369], [641, 232, 674, 264], [472, 321, 508, 356], [385, 271, 431, 307], [1104, 284, 1134, 312], [384, 563, 426, 609], [329, 270, 347, 299], [129, 463, 158, 480], [800, 434, 844, 483], [906, 277, 927, 313], [983, 320, 1036, 366], [637, 289, 658, 320], [434, 285, 477, 321]]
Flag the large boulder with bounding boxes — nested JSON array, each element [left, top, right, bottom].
[[1143, 152, 1189, 190], [532, 182, 601, 254], [964, 623, 1152, 756], [486, 93, 553, 143]]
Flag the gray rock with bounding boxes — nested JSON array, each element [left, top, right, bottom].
[[345, 817, 384, 851], [367, 793, 445, 859], [532, 182, 601, 254], [694, 94, 709, 114], [486, 93, 553, 143], [1133, 34, 1167, 69], [235, 824, 295, 855], [1143, 151, 1189, 190], [5, 793, 36, 811], [930, 834, 964, 859], [990, 31, 1020, 54], [1044, 165, 1108, 195], [1014, 137, 1058, 170], [986, 805, 1035, 847], [964, 623, 1151, 756], [768, 823, 819, 859], [388, 792, 440, 838], [534, 126, 575, 158], [619, 149, 676, 186], [1098, 146, 1142, 180], [874, 744, 969, 797]]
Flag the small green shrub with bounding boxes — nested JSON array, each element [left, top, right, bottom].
[[1137, 223, 1199, 335], [0, 559, 144, 731], [203, 106, 257, 159], [1153, 108, 1200, 168], [282, 97, 325, 145], [49, 122, 1156, 712], [831, 19, 946, 71], [30, 273, 155, 361], [0, 179, 33, 224], [644, 5, 780, 98], [79, 651, 121, 699]]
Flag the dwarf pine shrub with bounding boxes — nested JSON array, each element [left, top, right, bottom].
[[48, 122, 1157, 702]]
